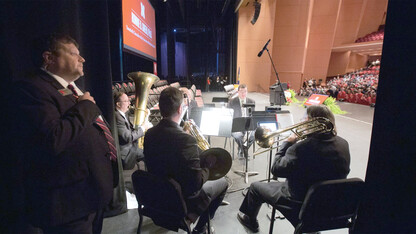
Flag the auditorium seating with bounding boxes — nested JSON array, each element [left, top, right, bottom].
[[190, 84, 204, 107], [355, 28, 384, 43], [298, 64, 378, 107]]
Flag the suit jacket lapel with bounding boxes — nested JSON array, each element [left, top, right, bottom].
[[118, 111, 133, 130], [124, 115, 132, 130], [37, 70, 78, 103]]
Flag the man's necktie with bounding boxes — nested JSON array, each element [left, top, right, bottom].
[[67, 84, 117, 161], [67, 84, 79, 98], [241, 100, 247, 117], [95, 118, 117, 161]]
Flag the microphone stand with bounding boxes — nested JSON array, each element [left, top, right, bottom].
[[265, 47, 286, 106]]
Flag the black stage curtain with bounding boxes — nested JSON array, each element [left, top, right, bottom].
[[0, 0, 127, 232], [353, 0, 416, 232]]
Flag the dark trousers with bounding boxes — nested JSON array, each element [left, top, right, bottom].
[[194, 178, 228, 229], [42, 212, 96, 234], [239, 181, 285, 219], [231, 131, 254, 157], [122, 147, 144, 170]]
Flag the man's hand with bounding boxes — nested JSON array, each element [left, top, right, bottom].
[[78, 92, 96, 104], [287, 133, 299, 143]]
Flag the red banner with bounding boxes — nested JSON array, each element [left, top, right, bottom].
[[304, 94, 328, 106]]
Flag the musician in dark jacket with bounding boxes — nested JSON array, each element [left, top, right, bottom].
[[144, 87, 228, 234], [14, 34, 117, 233], [237, 105, 351, 233], [228, 84, 255, 158]]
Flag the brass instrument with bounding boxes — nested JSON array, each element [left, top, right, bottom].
[[128, 71, 159, 129], [254, 117, 334, 155], [128, 72, 159, 148], [183, 119, 232, 180]]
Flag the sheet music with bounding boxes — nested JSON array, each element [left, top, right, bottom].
[[276, 112, 294, 138]]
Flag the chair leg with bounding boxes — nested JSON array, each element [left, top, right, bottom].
[[232, 140, 235, 160], [184, 220, 192, 234], [269, 208, 276, 234], [253, 143, 256, 159], [294, 223, 303, 234], [137, 212, 143, 234], [207, 213, 213, 234], [224, 137, 227, 149]]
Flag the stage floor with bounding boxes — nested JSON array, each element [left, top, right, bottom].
[[103, 91, 373, 234]]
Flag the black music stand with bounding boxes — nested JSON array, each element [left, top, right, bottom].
[[232, 117, 258, 183], [252, 110, 289, 182]]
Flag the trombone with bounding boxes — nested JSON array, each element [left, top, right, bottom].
[[254, 117, 334, 156]]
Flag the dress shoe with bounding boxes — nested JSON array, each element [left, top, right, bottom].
[[192, 225, 214, 234], [221, 200, 230, 206], [237, 212, 259, 233]]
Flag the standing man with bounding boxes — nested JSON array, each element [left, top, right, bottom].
[[228, 84, 255, 158], [114, 91, 152, 170], [14, 34, 117, 233], [144, 87, 228, 234], [236, 105, 351, 233]]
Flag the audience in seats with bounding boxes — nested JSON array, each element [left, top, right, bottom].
[[298, 64, 379, 107], [355, 28, 384, 43], [114, 91, 152, 170]]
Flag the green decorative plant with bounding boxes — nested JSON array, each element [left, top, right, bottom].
[[323, 97, 347, 114], [285, 89, 300, 105]]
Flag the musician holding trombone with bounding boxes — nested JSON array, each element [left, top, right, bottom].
[[144, 87, 228, 234], [237, 105, 351, 233]]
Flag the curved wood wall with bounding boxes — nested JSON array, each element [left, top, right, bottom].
[[237, 0, 388, 92]]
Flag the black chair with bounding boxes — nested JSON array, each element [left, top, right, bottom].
[[269, 178, 365, 234], [131, 170, 202, 234]]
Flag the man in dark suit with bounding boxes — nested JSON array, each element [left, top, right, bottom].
[[237, 105, 351, 233], [114, 91, 152, 170], [228, 84, 255, 158], [14, 34, 117, 233], [144, 87, 228, 234]]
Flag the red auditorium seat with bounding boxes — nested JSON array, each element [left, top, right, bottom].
[[349, 93, 357, 103], [337, 91, 347, 101]]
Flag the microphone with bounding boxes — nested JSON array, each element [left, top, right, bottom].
[[257, 39, 271, 57]]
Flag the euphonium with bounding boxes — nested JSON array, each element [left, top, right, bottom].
[[128, 72, 160, 129], [183, 119, 232, 180]]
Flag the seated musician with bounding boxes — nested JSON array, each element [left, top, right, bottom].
[[114, 91, 152, 170], [228, 84, 255, 159], [144, 87, 228, 234], [237, 105, 351, 232]]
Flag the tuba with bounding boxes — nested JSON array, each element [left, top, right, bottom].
[[183, 120, 232, 180], [128, 72, 160, 129]]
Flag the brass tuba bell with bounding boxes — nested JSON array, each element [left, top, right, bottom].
[[127, 72, 160, 129]]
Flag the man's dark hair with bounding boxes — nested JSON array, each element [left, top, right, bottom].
[[306, 104, 336, 135], [159, 87, 183, 118], [113, 91, 126, 105], [32, 33, 79, 67], [238, 84, 247, 90]]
